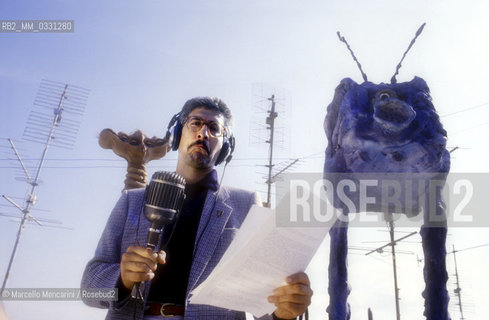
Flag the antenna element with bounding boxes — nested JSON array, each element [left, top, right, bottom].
[[391, 23, 426, 84], [337, 31, 368, 82]]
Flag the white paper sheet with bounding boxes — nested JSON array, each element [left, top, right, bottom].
[[189, 205, 332, 317]]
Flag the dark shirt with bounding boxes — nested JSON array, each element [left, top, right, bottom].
[[147, 170, 219, 304]]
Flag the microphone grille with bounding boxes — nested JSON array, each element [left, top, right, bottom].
[[145, 171, 186, 211]]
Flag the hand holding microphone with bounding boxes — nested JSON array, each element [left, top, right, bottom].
[[120, 246, 166, 290], [119, 171, 186, 299]]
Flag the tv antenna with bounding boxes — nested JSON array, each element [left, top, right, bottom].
[[256, 95, 298, 207], [250, 85, 298, 207], [448, 243, 489, 320], [365, 218, 418, 320], [264, 95, 278, 207], [1, 79, 89, 295]]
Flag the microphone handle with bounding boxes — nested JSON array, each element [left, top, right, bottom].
[[130, 241, 158, 300], [131, 281, 146, 300]]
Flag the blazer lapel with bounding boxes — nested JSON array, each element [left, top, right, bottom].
[[187, 187, 232, 293]]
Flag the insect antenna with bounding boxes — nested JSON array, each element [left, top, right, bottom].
[[337, 31, 368, 82], [391, 23, 426, 84]]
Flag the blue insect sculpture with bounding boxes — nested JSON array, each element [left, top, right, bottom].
[[324, 26, 451, 320]]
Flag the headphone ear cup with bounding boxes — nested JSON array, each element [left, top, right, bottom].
[[215, 140, 229, 166], [171, 121, 183, 151], [227, 135, 235, 162], [215, 135, 234, 166]]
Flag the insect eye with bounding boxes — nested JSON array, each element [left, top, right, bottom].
[[379, 92, 390, 101]]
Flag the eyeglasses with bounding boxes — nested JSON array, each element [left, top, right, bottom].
[[184, 116, 226, 138]]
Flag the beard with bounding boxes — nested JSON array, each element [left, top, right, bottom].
[[185, 142, 215, 168], [185, 140, 214, 168], [188, 151, 212, 168]]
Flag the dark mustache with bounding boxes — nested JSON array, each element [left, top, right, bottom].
[[188, 140, 209, 153]]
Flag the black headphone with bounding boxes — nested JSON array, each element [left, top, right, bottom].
[[165, 112, 235, 165]]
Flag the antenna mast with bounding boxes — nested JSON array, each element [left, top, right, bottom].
[[366, 220, 417, 320], [251, 86, 297, 208], [265, 95, 277, 207], [448, 243, 489, 320], [1, 80, 89, 294], [451, 245, 465, 320]]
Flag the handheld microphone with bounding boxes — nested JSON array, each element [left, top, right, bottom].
[[144, 171, 186, 249], [131, 171, 186, 300]]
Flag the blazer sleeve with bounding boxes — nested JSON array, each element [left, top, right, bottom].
[[80, 191, 129, 310]]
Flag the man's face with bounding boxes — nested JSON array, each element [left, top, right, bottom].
[[177, 107, 225, 169]]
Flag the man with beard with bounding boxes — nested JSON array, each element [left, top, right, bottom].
[[81, 97, 312, 320]]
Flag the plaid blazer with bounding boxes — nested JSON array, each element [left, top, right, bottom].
[[81, 186, 272, 320]]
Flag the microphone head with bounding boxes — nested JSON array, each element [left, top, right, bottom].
[[144, 171, 186, 229]]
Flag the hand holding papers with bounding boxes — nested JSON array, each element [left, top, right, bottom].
[[189, 205, 333, 317]]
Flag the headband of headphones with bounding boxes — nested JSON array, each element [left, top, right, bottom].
[[165, 112, 234, 165]]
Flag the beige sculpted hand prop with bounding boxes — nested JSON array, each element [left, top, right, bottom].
[[98, 129, 170, 190]]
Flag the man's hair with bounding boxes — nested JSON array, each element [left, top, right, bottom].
[[178, 97, 233, 134]]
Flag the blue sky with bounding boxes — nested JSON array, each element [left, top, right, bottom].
[[1, 1, 489, 319]]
